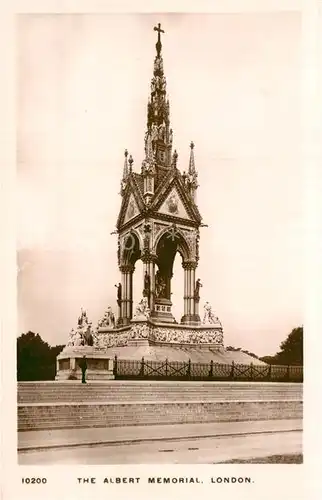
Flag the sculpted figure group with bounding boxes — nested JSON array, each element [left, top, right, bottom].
[[202, 302, 221, 326], [67, 308, 94, 347]]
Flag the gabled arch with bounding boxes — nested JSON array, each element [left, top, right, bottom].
[[119, 229, 141, 267], [153, 225, 191, 263]]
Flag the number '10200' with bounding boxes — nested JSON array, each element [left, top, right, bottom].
[[22, 478, 47, 484]]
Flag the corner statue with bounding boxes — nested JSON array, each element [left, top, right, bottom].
[[203, 302, 221, 325], [133, 297, 150, 320], [98, 307, 116, 329], [194, 279, 202, 302], [78, 308, 88, 326]]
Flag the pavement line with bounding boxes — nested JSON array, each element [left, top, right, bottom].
[[18, 427, 302, 453]]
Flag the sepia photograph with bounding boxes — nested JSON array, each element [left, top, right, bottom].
[[16, 12, 303, 467]]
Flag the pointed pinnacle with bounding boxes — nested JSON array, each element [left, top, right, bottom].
[[123, 149, 129, 178], [189, 141, 196, 174]]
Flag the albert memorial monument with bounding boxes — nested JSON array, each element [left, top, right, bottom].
[[56, 24, 261, 380]]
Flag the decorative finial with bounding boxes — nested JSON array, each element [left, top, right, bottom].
[[154, 23, 165, 56], [123, 149, 129, 178], [188, 141, 196, 174], [128, 155, 134, 171]]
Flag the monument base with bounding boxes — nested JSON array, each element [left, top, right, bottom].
[[56, 319, 265, 380]]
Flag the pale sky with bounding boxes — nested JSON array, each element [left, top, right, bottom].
[[17, 12, 302, 356]]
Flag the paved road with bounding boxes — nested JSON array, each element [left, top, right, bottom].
[[18, 419, 302, 450], [19, 430, 302, 465]]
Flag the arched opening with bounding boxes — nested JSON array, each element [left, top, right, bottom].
[[121, 231, 140, 266], [118, 231, 141, 325], [153, 229, 190, 323]]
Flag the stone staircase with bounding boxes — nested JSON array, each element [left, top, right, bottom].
[[18, 381, 303, 431]]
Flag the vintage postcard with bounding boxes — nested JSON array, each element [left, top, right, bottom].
[[1, 1, 320, 499]]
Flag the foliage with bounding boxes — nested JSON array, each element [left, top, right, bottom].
[[17, 331, 64, 381], [260, 326, 303, 366], [260, 355, 277, 365], [278, 327, 303, 365]]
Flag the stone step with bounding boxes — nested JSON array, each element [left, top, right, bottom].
[[18, 392, 302, 398], [19, 384, 301, 388], [17, 399, 302, 431], [18, 395, 302, 404], [18, 383, 302, 404], [17, 382, 303, 431], [18, 385, 301, 391], [18, 387, 301, 394], [18, 394, 301, 404]]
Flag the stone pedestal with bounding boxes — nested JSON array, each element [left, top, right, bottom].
[[55, 347, 115, 381], [151, 298, 176, 323]]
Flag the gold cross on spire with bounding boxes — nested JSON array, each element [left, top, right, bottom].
[[154, 23, 165, 56]]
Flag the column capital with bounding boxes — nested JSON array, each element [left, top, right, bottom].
[[141, 251, 158, 263], [119, 264, 135, 273], [182, 261, 197, 270]]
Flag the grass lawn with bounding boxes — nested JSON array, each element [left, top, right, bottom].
[[219, 454, 303, 464]]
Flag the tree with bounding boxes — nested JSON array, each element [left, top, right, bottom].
[[277, 326, 303, 365], [260, 326, 303, 366], [17, 331, 65, 381]]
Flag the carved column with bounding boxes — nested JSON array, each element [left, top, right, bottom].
[[119, 264, 134, 325], [181, 261, 199, 325], [183, 265, 189, 316], [190, 266, 196, 316]]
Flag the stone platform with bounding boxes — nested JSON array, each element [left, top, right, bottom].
[[57, 318, 230, 380]]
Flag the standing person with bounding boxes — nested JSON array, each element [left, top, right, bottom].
[[79, 356, 87, 384]]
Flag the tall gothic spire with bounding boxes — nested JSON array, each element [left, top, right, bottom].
[[142, 23, 173, 172]]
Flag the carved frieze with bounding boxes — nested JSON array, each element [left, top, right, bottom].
[[150, 326, 223, 345], [94, 331, 130, 349], [130, 322, 150, 339], [91, 322, 223, 348]]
